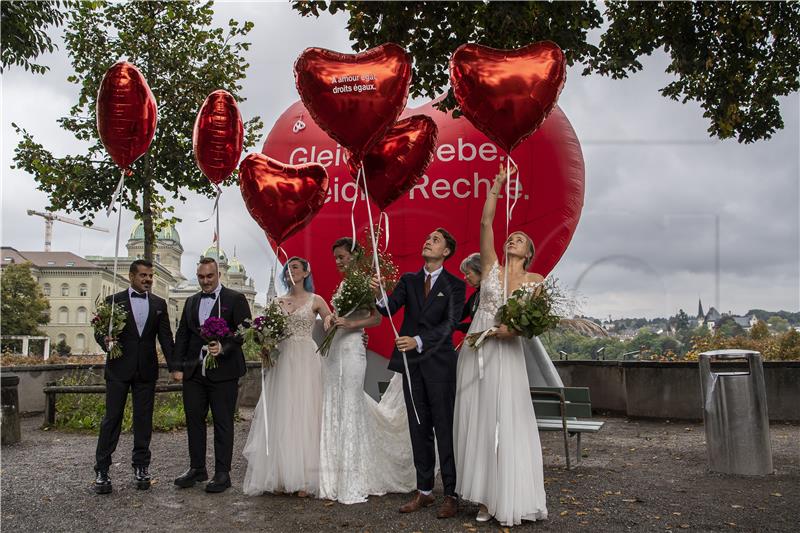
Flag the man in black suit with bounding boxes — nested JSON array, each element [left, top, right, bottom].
[[93, 259, 179, 494], [371, 228, 466, 519], [173, 257, 251, 493]]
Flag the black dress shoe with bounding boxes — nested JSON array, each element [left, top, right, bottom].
[[94, 470, 112, 495], [205, 472, 231, 493], [174, 467, 209, 488], [134, 465, 151, 490]]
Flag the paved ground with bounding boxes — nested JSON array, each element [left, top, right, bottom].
[[2, 412, 798, 532]]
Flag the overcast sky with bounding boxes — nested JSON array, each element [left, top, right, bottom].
[[2, 1, 798, 319]]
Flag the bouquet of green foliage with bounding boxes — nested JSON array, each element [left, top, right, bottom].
[[238, 301, 288, 368], [317, 226, 399, 357], [91, 297, 128, 359], [467, 278, 565, 349]]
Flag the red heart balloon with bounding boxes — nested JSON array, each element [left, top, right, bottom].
[[294, 43, 412, 161], [96, 61, 158, 170], [450, 41, 566, 153], [347, 115, 438, 211], [193, 90, 244, 185], [263, 99, 583, 357], [239, 153, 329, 245]]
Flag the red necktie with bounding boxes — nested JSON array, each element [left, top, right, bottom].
[[424, 274, 431, 298]]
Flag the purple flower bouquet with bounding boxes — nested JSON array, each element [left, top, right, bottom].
[[200, 316, 231, 370]]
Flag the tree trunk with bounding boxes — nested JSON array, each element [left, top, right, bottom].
[[142, 153, 155, 263]]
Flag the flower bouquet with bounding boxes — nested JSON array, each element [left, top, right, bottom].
[[200, 316, 232, 370], [317, 226, 399, 357], [91, 297, 128, 359], [238, 301, 288, 368], [467, 278, 566, 349]]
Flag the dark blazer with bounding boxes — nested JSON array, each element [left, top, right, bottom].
[[94, 290, 176, 382], [378, 268, 466, 382], [456, 289, 481, 334], [174, 286, 251, 382]]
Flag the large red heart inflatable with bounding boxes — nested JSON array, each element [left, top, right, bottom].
[[261, 98, 584, 358], [294, 43, 412, 161], [96, 61, 158, 170], [239, 153, 329, 245], [347, 114, 438, 211], [193, 90, 244, 185], [450, 41, 566, 153]]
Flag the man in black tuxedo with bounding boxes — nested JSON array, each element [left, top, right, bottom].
[[371, 228, 466, 519], [93, 259, 179, 494], [173, 257, 251, 493]]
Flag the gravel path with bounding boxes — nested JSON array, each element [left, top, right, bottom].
[[2, 412, 798, 532]]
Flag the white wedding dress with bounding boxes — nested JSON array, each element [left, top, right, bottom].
[[318, 293, 416, 503], [243, 296, 322, 496], [454, 261, 548, 526]]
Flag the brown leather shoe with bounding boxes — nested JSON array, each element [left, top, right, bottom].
[[437, 495, 458, 519], [399, 491, 435, 513]]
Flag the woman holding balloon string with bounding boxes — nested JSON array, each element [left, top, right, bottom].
[[243, 257, 332, 497], [318, 237, 416, 504], [453, 164, 548, 526]]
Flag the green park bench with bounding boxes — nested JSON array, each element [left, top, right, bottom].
[[378, 382, 604, 470], [531, 386, 605, 469], [42, 381, 183, 426]]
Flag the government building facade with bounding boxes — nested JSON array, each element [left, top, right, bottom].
[[2, 221, 261, 354]]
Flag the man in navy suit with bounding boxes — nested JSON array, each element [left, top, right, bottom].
[[93, 259, 179, 494], [371, 228, 466, 519]]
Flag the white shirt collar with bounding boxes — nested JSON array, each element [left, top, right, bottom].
[[423, 265, 443, 278]]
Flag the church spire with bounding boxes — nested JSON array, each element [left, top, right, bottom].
[[697, 298, 704, 319]]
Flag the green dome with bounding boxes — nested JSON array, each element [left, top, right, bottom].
[[201, 244, 228, 263], [228, 256, 244, 274], [129, 221, 181, 244]]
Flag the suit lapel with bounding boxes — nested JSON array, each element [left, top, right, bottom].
[[190, 293, 202, 330], [140, 294, 156, 337], [411, 270, 425, 311], [113, 291, 138, 337]]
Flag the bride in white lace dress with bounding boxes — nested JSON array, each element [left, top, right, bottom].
[[318, 238, 416, 504], [243, 257, 332, 497], [454, 165, 548, 526]]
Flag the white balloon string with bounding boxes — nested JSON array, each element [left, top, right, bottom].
[[378, 210, 390, 252], [107, 168, 125, 342], [261, 367, 270, 455], [361, 173, 420, 425], [349, 165, 364, 252]]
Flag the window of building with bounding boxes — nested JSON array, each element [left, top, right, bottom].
[[77, 307, 87, 324], [47, 261, 56, 266], [61, 283, 70, 297], [57, 334, 66, 344], [43, 283, 51, 296], [75, 334, 86, 352], [58, 307, 69, 323], [66, 261, 75, 267], [79, 283, 88, 296]]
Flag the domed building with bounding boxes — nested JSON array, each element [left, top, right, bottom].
[[127, 221, 186, 284]]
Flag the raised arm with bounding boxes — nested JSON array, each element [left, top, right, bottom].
[[480, 164, 509, 273]]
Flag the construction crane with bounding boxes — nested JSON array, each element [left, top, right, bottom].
[[26, 210, 109, 252]]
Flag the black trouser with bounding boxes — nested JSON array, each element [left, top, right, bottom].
[[183, 374, 239, 474], [95, 379, 156, 472], [402, 367, 457, 496]]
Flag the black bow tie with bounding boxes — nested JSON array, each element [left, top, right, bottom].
[[201, 292, 217, 299], [130, 291, 147, 299]]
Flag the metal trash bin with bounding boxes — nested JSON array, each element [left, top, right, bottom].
[[1, 375, 22, 445], [699, 350, 772, 475]]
